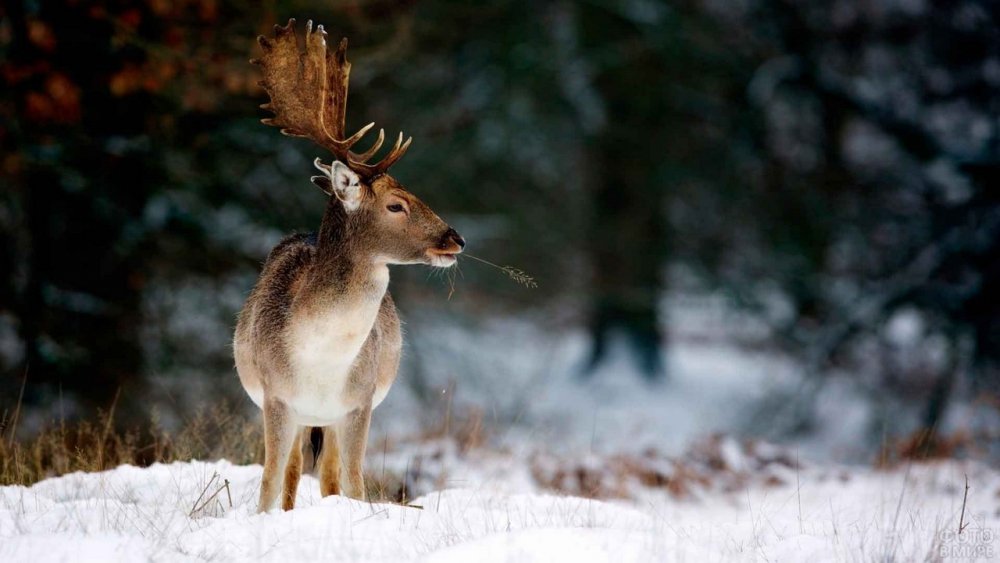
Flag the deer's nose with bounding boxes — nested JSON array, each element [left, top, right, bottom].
[[445, 228, 465, 250]]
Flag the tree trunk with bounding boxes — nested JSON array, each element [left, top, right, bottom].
[[583, 144, 667, 380]]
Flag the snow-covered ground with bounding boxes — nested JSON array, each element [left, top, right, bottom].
[[2, 456, 997, 561], [5, 301, 998, 561]]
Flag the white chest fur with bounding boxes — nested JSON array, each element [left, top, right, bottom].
[[285, 267, 389, 424]]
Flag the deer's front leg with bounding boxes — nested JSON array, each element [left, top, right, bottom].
[[337, 404, 372, 500], [258, 397, 297, 513]]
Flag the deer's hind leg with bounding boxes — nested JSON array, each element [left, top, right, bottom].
[[281, 428, 304, 510], [318, 425, 341, 497], [257, 397, 297, 513]]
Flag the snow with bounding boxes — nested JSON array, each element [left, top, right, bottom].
[[6, 301, 999, 561], [384, 306, 802, 459], [2, 455, 998, 562]]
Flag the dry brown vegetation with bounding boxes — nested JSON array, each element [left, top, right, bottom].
[[0, 402, 418, 504], [531, 435, 802, 501], [876, 423, 997, 469], [1, 400, 264, 487], [1, 397, 804, 505], [0, 396, 487, 505]]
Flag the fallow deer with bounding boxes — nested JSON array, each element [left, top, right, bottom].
[[234, 19, 464, 512]]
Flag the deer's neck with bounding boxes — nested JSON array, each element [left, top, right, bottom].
[[306, 201, 388, 304]]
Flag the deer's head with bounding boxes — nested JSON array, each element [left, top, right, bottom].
[[253, 20, 464, 267]]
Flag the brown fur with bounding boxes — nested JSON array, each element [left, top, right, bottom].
[[318, 426, 341, 496], [234, 173, 463, 512], [240, 21, 463, 512]]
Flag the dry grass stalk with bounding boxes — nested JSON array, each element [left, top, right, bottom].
[[462, 254, 538, 289], [0, 400, 263, 487]]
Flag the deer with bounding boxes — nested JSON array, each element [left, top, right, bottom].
[[234, 19, 465, 513]]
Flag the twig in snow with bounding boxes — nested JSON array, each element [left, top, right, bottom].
[[796, 449, 803, 534], [192, 479, 231, 516], [884, 460, 913, 562], [958, 473, 970, 535], [189, 472, 219, 517], [401, 457, 409, 505]]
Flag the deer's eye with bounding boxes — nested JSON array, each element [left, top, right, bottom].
[[387, 203, 405, 213]]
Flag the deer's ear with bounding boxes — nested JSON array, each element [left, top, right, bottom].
[[313, 159, 362, 211], [310, 175, 334, 195]]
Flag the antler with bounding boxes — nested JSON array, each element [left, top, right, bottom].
[[251, 19, 412, 180]]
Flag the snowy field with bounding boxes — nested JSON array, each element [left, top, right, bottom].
[[2, 456, 998, 561], [4, 304, 998, 562]]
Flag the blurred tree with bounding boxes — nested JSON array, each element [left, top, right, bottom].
[[1, 0, 996, 444], [709, 0, 1000, 440], [0, 0, 266, 419], [576, 2, 670, 379]]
